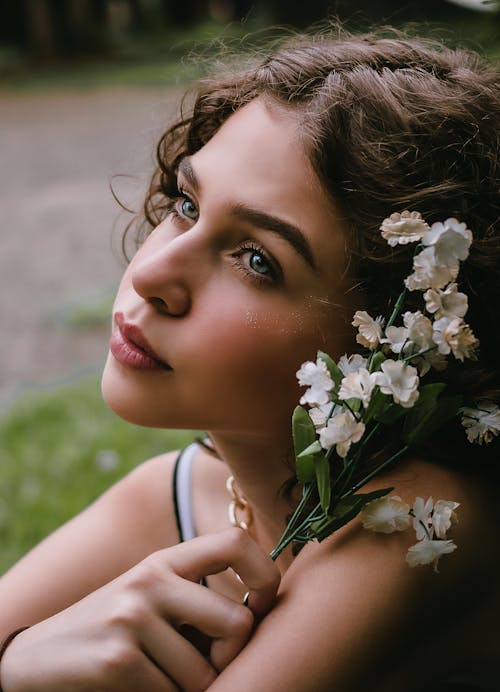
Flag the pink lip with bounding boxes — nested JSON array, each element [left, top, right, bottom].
[[110, 313, 172, 371]]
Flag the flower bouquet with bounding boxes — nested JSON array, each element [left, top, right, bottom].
[[271, 212, 500, 570]]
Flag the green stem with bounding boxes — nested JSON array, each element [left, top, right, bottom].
[[341, 444, 409, 498], [334, 420, 381, 496], [270, 484, 315, 560], [402, 344, 438, 364], [270, 501, 324, 559], [385, 289, 407, 330]]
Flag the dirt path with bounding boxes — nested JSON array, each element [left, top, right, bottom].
[[0, 86, 182, 406]]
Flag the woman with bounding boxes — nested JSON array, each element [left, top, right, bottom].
[[0, 27, 498, 691]]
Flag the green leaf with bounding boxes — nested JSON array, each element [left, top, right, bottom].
[[315, 454, 331, 514], [401, 383, 455, 445], [368, 350, 386, 373], [374, 383, 449, 430], [317, 350, 343, 388], [402, 393, 462, 446], [414, 382, 447, 410], [292, 406, 318, 484], [311, 487, 393, 542], [374, 401, 407, 424], [364, 387, 390, 423], [297, 440, 322, 458], [344, 398, 361, 414]]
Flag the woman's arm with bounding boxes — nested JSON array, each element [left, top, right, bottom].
[[0, 529, 280, 692], [0, 451, 181, 637]]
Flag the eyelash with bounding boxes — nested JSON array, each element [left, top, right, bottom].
[[232, 241, 280, 287], [167, 187, 197, 225], [167, 188, 281, 287]]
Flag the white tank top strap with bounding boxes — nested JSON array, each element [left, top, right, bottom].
[[172, 442, 199, 542]]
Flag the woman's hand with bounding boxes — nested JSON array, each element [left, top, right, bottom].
[[0, 528, 280, 692]]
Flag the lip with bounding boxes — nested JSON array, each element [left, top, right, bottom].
[[110, 313, 172, 372]]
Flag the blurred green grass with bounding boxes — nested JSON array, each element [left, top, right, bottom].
[[0, 376, 196, 575]]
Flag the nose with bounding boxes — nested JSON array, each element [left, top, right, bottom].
[[130, 230, 194, 317]]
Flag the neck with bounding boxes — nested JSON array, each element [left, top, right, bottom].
[[210, 429, 298, 559]]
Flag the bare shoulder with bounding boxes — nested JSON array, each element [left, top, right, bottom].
[[0, 449, 182, 636], [210, 459, 499, 691]]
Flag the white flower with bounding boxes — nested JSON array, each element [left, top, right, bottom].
[[415, 349, 448, 376], [359, 495, 411, 534], [383, 311, 436, 361], [297, 358, 334, 406], [422, 218, 473, 265], [338, 353, 368, 376], [373, 360, 420, 408], [406, 539, 457, 571], [318, 410, 365, 458], [424, 283, 468, 320], [338, 368, 378, 408], [380, 210, 429, 247], [309, 402, 339, 429], [398, 311, 439, 374], [411, 496, 434, 541], [461, 402, 500, 444], [404, 311, 434, 350], [405, 246, 458, 291], [432, 317, 478, 361], [406, 219, 472, 293], [432, 500, 460, 539], [381, 325, 409, 354], [352, 311, 384, 350]]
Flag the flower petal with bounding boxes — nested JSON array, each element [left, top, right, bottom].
[[297, 358, 334, 406], [406, 539, 457, 571], [318, 410, 365, 458], [432, 317, 478, 362], [373, 360, 420, 408], [432, 500, 460, 539], [338, 368, 378, 408], [380, 210, 429, 247], [359, 496, 411, 534], [461, 402, 500, 444], [352, 311, 384, 350]]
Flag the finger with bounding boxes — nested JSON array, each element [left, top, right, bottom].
[[113, 654, 179, 692], [140, 614, 217, 692], [153, 577, 254, 671], [161, 528, 281, 617]]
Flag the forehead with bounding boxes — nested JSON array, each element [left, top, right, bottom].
[[192, 99, 316, 201], [189, 99, 348, 291]]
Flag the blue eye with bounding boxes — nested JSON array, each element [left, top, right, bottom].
[[235, 243, 280, 286], [249, 251, 272, 276], [180, 197, 198, 220]]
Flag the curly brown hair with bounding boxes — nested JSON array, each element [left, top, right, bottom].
[[131, 27, 500, 469]]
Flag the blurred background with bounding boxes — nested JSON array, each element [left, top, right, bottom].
[[0, 0, 498, 573]]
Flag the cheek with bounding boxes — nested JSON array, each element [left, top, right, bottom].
[[213, 299, 349, 363], [195, 303, 341, 408]]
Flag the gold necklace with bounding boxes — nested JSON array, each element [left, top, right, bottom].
[[226, 476, 253, 531]]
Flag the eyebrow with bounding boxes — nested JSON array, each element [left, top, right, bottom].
[[178, 157, 317, 270]]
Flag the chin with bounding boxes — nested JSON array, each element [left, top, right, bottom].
[[101, 357, 192, 429], [100, 359, 161, 428]]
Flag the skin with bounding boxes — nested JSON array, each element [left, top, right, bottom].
[[0, 99, 498, 691]]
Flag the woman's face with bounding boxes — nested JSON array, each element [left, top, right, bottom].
[[102, 99, 354, 436]]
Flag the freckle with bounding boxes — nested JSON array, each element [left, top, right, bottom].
[[245, 309, 259, 328], [280, 312, 306, 335]]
